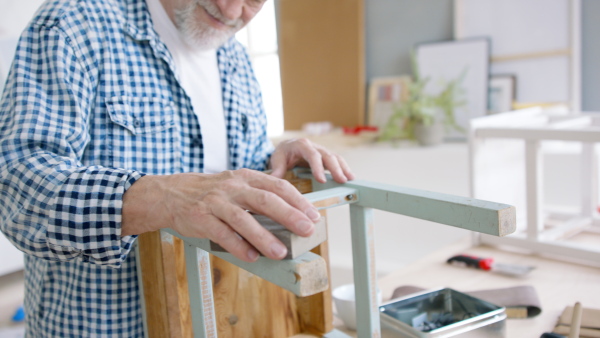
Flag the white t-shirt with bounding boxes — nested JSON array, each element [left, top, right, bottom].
[[146, 0, 229, 174]]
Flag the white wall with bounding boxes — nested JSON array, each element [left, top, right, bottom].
[[0, 0, 45, 276], [0, 0, 45, 39], [0, 0, 46, 93], [365, 0, 600, 111], [326, 143, 472, 274]]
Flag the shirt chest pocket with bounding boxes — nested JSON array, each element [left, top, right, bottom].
[[106, 96, 181, 174]]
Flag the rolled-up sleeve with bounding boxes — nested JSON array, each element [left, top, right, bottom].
[[0, 22, 142, 268]]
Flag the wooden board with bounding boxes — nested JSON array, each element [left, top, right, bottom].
[[296, 216, 334, 336], [209, 254, 301, 336], [208, 220, 333, 337], [138, 231, 192, 338], [278, 0, 365, 130], [209, 174, 333, 336]]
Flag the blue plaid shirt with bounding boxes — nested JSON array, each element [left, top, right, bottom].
[[0, 0, 272, 336]]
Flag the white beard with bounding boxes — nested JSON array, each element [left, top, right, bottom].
[[174, 0, 244, 50]]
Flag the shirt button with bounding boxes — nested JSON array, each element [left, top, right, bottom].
[[133, 119, 142, 128]]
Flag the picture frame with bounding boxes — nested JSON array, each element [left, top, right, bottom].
[[367, 76, 411, 131], [416, 38, 490, 140], [488, 74, 517, 114]]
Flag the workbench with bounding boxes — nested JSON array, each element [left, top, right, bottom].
[[332, 236, 600, 337]]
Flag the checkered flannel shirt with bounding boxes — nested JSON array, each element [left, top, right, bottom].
[[0, 0, 273, 336]]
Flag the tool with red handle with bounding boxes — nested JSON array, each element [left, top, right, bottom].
[[447, 254, 534, 277]]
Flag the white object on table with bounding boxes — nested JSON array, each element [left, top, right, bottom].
[[333, 283, 382, 331]]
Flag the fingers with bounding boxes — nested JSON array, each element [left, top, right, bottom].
[[319, 152, 350, 184], [209, 170, 320, 260], [336, 155, 355, 181], [204, 215, 261, 262], [210, 203, 289, 260], [299, 144, 354, 184], [269, 138, 355, 184], [171, 206, 263, 262], [300, 145, 327, 183], [241, 170, 320, 224], [244, 186, 316, 237], [268, 151, 288, 179]]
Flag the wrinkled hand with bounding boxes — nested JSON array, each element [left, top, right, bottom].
[[269, 138, 355, 184], [121, 169, 321, 262]]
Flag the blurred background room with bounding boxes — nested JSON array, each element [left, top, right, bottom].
[[0, 0, 599, 337]]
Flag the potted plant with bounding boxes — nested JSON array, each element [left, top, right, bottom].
[[379, 53, 466, 146]]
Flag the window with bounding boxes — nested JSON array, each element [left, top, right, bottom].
[[236, 1, 284, 137]]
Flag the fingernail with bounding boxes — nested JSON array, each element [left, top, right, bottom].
[[247, 248, 259, 261], [306, 208, 320, 221], [297, 220, 314, 235], [271, 242, 287, 259]]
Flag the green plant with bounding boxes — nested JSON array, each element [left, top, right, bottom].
[[379, 52, 467, 141]]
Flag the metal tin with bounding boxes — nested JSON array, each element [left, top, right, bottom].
[[379, 288, 506, 337]]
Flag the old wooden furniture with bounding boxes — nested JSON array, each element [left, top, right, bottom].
[[136, 171, 332, 337], [137, 169, 516, 337]]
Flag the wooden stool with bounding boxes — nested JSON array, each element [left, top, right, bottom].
[[137, 169, 515, 337]]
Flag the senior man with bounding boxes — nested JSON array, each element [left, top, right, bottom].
[[0, 0, 353, 335]]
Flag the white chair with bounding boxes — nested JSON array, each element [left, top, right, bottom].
[[469, 107, 600, 266]]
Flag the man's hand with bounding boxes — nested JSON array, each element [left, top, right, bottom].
[[269, 138, 355, 184], [121, 169, 321, 262]]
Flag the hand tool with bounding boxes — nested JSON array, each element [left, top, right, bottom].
[[447, 254, 535, 277]]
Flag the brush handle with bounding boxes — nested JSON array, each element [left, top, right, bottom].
[[568, 302, 582, 338]]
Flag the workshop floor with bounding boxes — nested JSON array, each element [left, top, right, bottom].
[[0, 270, 25, 338]]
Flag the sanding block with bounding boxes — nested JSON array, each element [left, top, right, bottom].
[[210, 214, 328, 259]]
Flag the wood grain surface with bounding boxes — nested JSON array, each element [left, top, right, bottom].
[[138, 231, 192, 338], [279, 0, 365, 130]]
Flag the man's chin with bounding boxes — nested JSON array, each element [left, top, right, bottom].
[[175, 2, 239, 50], [178, 22, 236, 50], [183, 33, 234, 51]]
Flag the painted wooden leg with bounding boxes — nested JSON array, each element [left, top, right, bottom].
[[184, 244, 217, 338], [581, 143, 595, 218], [349, 204, 380, 338], [469, 135, 483, 246], [525, 140, 544, 240]]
